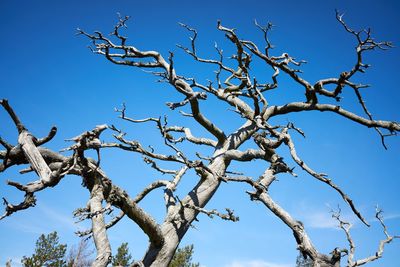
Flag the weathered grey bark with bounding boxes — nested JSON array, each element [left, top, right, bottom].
[[18, 131, 52, 183], [1, 11, 399, 267], [142, 155, 228, 265], [89, 179, 112, 266]]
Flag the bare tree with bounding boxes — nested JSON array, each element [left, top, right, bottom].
[[67, 238, 94, 267], [1, 11, 399, 267]]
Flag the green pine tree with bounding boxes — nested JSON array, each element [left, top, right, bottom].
[[22, 231, 67, 267], [112, 242, 133, 266], [169, 245, 199, 267]]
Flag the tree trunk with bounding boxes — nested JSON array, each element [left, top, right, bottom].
[[90, 181, 112, 267], [142, 156, 228, 266]]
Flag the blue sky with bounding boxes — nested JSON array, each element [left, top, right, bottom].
[[0, 0, 399, 266]]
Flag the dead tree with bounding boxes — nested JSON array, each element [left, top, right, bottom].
[[1, 11, 399, 267]]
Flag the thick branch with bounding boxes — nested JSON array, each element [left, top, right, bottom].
[[133, 180, 169, 203], [267, 102, 399, 132], [107, 183, 164, 248], [166, 126, 217, 147], [18, 131, 53, 183], [223, 148, 272, 162]]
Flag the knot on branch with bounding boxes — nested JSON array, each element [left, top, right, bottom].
[[271, 158, 294, 175], [63, 124, 108, 152], [246, 190, 261, 201]]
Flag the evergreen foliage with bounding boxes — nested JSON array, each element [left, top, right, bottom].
[[112, 242, 133, 267], [22, 231, 67, 267], [169, 245, 200, 267]]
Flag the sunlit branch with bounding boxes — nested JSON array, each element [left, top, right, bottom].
[[266, 102, 400, 133]]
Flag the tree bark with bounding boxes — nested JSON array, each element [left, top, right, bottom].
[[89, 178, 112, 267]]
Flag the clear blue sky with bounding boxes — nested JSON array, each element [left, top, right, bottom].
[[0, 1, 399, 266]]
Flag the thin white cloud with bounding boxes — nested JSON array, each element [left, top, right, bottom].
[[3, 217, 50, 235], [379, 213, 400, 221], [303, 211, 339, 229], [294, 201, 357, 230], [225, 260, 293, 267], [370, 213, 400, 223], [39, 204, 79, 231], [3, 203, 82, 235]]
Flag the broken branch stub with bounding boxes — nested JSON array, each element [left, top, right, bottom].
[[18, 131, 52, 184]]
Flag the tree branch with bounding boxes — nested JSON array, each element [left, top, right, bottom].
[[266, 102, 399, 133], [79, 20, 227, 143], [0, 99, 26, 133], [0, 193, 36, 220], [181, 200, 239, 222]]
